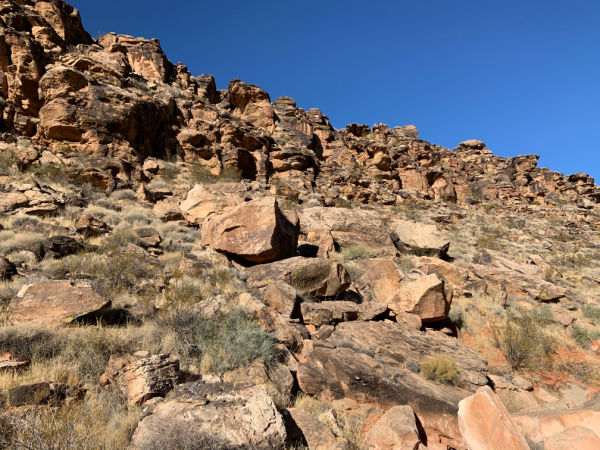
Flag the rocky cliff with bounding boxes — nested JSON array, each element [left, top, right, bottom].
[[1, 2, 600, 449]]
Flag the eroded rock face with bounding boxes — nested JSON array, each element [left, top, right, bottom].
[[458, 386, 529, 450], [7, 280, 110, 327], [129, 379, 287, 449], [297, 321, 488, 441], [201, 197, 300, 264]]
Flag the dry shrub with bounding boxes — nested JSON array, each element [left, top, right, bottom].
[[491, 312, 556, 371], [419, 354, 459, 385]]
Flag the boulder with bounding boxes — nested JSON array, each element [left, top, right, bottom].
[[284, 408, 341, 450], [245, 256, 350, 297], [357, 258, 404, 304], [364, 405, 421, 450], [458, 386, 529, 450], [8, 280, 110, 327], [390, 220, 450, 258], [102, 353, 180, 405], [389, 274, 451, 323], [129, 379, 287, 449], [201, 197, 299, 264], [41, 235, 84, 259]]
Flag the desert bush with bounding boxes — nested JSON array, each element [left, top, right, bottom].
[[419, 354, 459, 385], [42, 249, 158, 299], [158, 309, 276, 374], [162, 162, 180, 182], [109, 189, 137, 201], [571, 324, 600, 348], [448, 303, 465, 329], [0, 326, 65, 362], [0, 388, 139, 449], [189, 163, 242, 184], [583, 305, 600, 325], [0, 230, 45, 257], [491, 312, 556, 370], [0, 148, 20, 175]]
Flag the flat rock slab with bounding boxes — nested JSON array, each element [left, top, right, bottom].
[[8, 280, 111, 327], [300, 300, 387, 326], [130, 379, 287, 449]]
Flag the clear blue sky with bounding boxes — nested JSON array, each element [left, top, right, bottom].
[[71, 0, 600, 180]]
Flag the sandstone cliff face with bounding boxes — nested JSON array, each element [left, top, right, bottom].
[[1, 0, 598, 206]]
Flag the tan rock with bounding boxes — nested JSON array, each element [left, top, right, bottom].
[[543, 426, 600, 450], [364, 405, 421, 450], [179, 183, 240, 225], [458, 386, 529, 450], [103, 354, 179, 406], [390, 220, 450, 258], [245, 256, 350, 297], [8, 281, 110, 327], [357, 258, 404, 304], [129, 380, 287, 449], [285, 408, 340, 450], [300, 300, 387, 326], [201, 197, 299, 264], [389, 274, 450, 323]]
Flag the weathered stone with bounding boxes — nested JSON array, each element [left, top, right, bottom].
[[103, 353, 180, 405], [300, 300, 387, 326], [41, 235, 84, 259], [75, 214, 110, 237], [201, 197, 299, 264], [245, 256, 350, 297], [130, 380, 287, 449], [389, 274, 451, 323], [364, 405, 421, 450], [8, 280, 110, 327], [284, 408, 340, 450], [458, 386, 529, 450], [390, 219, 450, 258]]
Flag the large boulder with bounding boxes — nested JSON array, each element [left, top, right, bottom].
[[7, 280, 110, 327], [129, 379, 287, 449], [228, 79, 274, 129], [357, 258, 404, 304], [284, 408, 343, 450], [389, 274, 451, 323], [0, 256, 17, 280], [390, 220, 450, 258], [364, 405, 422, 450], [201, 197, 299, 264], [458, 386, 529, 450], [245, 256, 350, 297]]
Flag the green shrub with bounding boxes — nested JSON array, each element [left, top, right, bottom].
[[341, 245, 376, 260], [448, 303, 465, 329], [158, 309, 276, 374], [419, 354, 459, 385], [189, 163, 242, 184]]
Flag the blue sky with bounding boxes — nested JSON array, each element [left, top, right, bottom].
[[71, 0, 600, 180]]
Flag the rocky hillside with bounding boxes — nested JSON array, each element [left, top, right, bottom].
[[1, 1, 600, 449]]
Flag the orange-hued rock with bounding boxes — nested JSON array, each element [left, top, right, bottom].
[[201, 197, 299, 264], [514, 406, 600, 446], [389, 274, 451, 323], [543, 426, 600, 450], [458, 386, 529, 450], [7, 280, 110, 327], [364, 405, 421, 450], [357, 258, 404, 304]]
